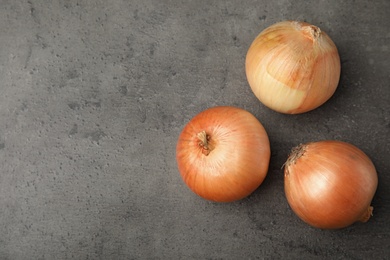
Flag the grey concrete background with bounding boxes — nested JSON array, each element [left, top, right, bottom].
[[1, 0, 389, 259]]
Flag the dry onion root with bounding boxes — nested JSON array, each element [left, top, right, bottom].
[[284, 141, 378, 229], [246, 21, 341, 114]]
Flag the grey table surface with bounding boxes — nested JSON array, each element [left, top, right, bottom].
[[1, 0, 389, 259]]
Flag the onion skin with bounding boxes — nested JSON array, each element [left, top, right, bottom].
[[284, 141, 378, 229], [246, 21, 341, 114], [176, 106, 270, 202]]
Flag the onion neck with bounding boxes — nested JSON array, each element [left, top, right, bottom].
[[302, 25, 321, 42], [197, 130, 213, 156], [284, 143, 306, 174]]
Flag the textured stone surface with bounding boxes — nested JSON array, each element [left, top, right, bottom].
[[0, 0, 389, 259]]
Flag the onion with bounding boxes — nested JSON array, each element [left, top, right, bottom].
[[176, 106, 271, 202], [245, 21, 341, 114], [284, 141, 378, 229]]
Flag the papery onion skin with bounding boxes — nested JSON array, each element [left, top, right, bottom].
[[284, 141, 378, 229], [176, 106, 271, 202], [246, 21, 341, 114]]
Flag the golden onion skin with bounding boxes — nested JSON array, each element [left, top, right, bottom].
[[284, 141, 378, 229], [176, 106, 271, 202], [246, 21, 341, 114]]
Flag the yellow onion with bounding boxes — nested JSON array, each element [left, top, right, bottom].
[[284, 141, 378, 229], [176, 106, 270, 202], [246, 21, 341, 114]]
